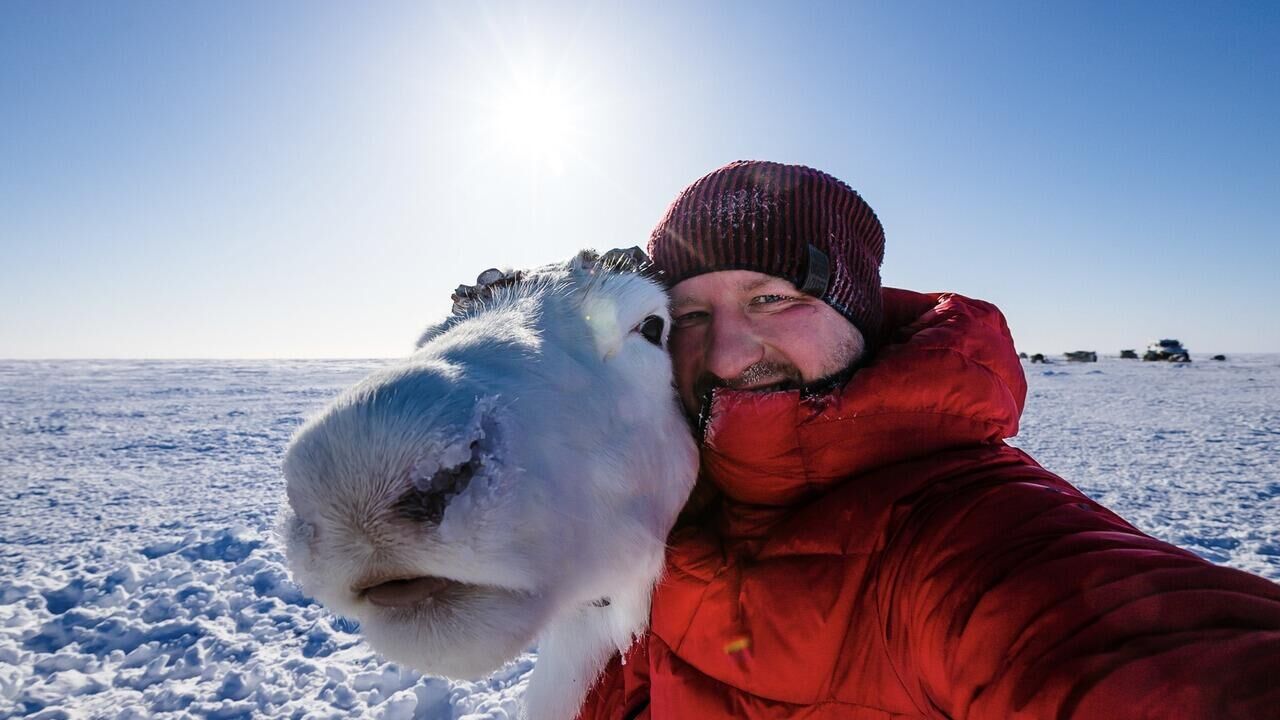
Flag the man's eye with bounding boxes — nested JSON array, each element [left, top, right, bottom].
[[750, 294, 794, 305], [673, 311, 708, 327]]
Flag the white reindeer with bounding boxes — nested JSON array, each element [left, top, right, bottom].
[[280, 249, 698, 719]]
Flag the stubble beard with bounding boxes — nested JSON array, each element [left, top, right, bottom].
[[692, 329, 866, 413]]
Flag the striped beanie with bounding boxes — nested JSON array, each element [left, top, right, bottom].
[[648, 160, 885, 338]]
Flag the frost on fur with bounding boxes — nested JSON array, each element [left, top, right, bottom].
[[280, 251, 698, 720]]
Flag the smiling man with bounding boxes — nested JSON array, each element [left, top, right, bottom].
[[579, 161, 1280, 719], [668, 270, 865, 415]]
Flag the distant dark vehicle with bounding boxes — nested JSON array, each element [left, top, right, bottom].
[[1213, 354, 1227, 361], [1064, 351, 1097, 363], [1030, 353, 1047, 363], [1144, 339, 1191, 363], [1120, 349, 1139, 359]]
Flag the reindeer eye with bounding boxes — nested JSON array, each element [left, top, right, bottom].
[[637, 315, 664, 347]]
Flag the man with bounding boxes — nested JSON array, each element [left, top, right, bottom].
[[577, 161, 1280, 719]]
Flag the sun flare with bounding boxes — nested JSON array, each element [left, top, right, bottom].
[[475, 52, 594, 177], [489, 75, 579, 174]]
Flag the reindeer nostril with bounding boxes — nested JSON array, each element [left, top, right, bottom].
[[394, 453, 481, 524], [394, 488, 449, 524]]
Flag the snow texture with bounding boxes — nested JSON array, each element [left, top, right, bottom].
[[2, 355, 1279, 718]]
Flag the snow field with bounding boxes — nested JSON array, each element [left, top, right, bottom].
[[1010, 354, 1280, 580]]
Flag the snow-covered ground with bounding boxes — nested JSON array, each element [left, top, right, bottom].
[[1, 356, 1277, 718], [1009, 354, 1280, 580]]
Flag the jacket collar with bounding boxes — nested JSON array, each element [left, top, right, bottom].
[[698, 288, 1027, 509]]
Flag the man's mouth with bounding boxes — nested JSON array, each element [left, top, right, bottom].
[[727, 361, 801, 390], [694, 362, 802, 399], [727, 377, 801, 393]]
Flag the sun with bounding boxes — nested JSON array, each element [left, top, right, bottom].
[[475, 55, 592, 177], [490, 74, 579, 174]]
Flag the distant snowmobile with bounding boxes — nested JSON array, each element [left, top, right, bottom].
[[1144, 339, 1191, 362]]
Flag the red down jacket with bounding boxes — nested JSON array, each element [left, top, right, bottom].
[[578, 288, 1280, 719]]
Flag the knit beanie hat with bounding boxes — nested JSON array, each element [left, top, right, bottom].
[[647, 160, 885, 339]]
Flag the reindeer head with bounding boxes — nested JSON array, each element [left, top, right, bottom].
[[280, 250, 697, 691]]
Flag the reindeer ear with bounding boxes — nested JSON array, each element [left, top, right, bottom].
[[599, 246, 663, 282], [599, 246, 645, 272], [567, 247, 665, 282]]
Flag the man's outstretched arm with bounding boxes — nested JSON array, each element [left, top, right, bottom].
[[876, 450, 1280, 719]]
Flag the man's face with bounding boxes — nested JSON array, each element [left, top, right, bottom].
[[668, 270, 866, 417]]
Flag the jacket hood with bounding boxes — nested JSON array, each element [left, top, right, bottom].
[[700, 288, 1027, 507]]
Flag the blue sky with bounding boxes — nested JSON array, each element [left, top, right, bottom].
[[2, 1, 1277, 358]]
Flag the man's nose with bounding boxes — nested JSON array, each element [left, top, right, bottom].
[[704, 310, 763, 381]]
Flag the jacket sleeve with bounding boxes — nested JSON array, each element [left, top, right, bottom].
[[575, 640, 651, 720], [875, 450, 1280, 719]]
